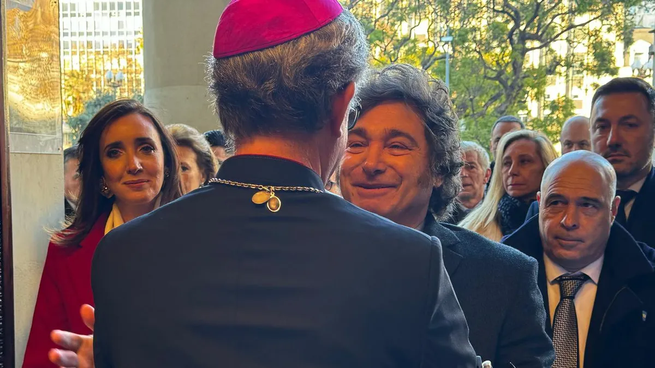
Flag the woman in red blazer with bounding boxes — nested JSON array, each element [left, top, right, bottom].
[[22, 100, 183, 367]]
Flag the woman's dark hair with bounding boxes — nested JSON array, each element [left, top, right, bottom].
[[53, 99, 182, 246], [356, 64, 462, 220]]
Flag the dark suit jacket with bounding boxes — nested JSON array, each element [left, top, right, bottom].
[[624, 166, 655, 248], [503, 217, 655, 368], [525, 201, 539, 222], [423, 215, 554, 368], [92, 155, 477, 368]]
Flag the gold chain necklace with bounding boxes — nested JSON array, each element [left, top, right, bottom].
[[208, 177, 323, 213]]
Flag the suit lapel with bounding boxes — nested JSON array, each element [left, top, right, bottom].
[[502, 217, 551, 335], [584, 224, 653, 367], [626, 166, 655, 239], [422, 214, 463, 277], [536, 259, 552, 336]]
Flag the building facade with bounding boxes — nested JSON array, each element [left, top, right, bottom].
[[60, 0, 144, 145]]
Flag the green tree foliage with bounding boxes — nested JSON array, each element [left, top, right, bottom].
[[66, 91, 144, 143], [343, 0, 642, 150]]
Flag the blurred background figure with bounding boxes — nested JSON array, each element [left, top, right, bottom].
[[168, 124, 218, 194], [560, 116, 591, 155], [22, 100, 182, 368], [446, 141, 492, 224], [488, 115, 524, 181], [459, 141, 491, 206], [63, 145, 81, 219], [460, 130, 558, 241], [203, 129, 233, 165]]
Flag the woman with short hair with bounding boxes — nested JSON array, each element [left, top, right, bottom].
[[167, 124, 218, 194]]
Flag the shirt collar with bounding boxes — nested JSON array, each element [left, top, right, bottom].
[[66, 198, 77, 211], [217, 155, 325, 191], [628, 175, 647, 194], [544, 252, 604, 285]]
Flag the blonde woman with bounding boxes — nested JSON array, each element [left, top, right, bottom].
[[459, 130, 558, 241], [167, 124, 219, 194]]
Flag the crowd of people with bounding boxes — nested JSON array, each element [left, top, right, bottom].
[[20, 0, 655, 367]]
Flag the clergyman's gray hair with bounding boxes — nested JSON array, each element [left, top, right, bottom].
[[460, 141, 490, 172], [206, 10, 369, 142]]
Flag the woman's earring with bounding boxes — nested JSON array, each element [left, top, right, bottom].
[[100, 178, 113, 199], [164, 168, 170, 178]]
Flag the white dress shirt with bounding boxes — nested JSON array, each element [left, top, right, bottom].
[[623, 176, 646, 220], [544, 253, 604, 368]]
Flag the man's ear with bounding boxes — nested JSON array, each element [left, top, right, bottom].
[[536, 191, 541, 203], [329, 82, 356, 137], [483, 168, 492, 184], [611, 195, 621, 218]]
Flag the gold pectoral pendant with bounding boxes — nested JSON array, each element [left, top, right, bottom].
[[251, 188, 281, 213]]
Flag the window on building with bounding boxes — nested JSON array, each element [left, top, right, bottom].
[[87, 41, 93, 49], [126, 2, 132, 10], [94, 2, 100, 11], [62, 41, 70, 49], [118, 21, 125, 29], [95, 41, 101, 48], [110, 2, 116, 10], [102, 2, 108, 11], [110, 31, 117, 36], [70, 3, 76, 12], [118, 2, 124, 10], [62, 3, 68, 11], [135, 2, 140, 10]]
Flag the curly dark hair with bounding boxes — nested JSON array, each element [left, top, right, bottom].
[[356, 64, 463, 220]]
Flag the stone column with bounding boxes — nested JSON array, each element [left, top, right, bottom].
[[142, 0, 230, 133]]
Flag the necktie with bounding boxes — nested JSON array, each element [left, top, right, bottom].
[[615, 190, 638, 227], [552, 274, 589, 368]]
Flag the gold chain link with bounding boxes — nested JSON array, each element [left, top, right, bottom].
[[208, 177, 323, 194]]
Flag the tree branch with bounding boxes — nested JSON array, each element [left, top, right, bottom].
[[527, 14, 603, 52]]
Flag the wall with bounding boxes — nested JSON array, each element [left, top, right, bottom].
[[11, 153, 63, 367], [143, 0, 230, 133]]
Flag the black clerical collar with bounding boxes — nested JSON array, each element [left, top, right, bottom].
[[216, 155, 324, 191]]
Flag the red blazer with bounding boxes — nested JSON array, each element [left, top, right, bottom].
[[22, 213, 108, 368]]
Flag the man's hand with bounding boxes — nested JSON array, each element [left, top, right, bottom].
[[48, 304, 95, 368]]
